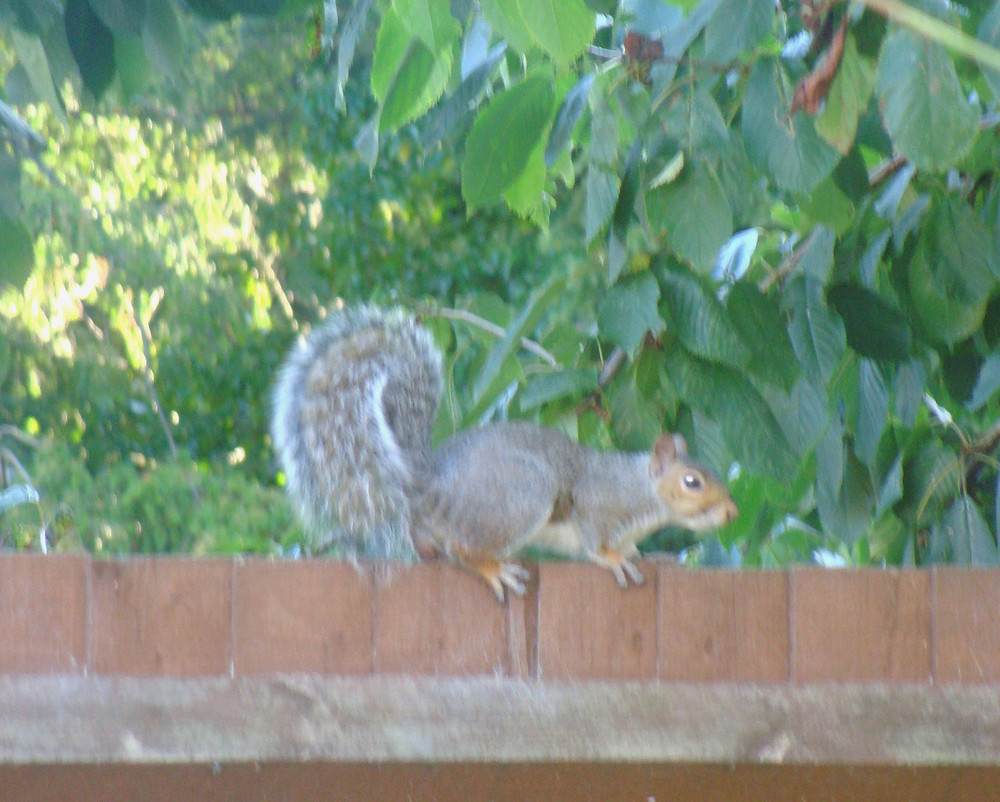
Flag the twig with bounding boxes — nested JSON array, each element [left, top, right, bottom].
[[588, 45, 622, 61], [0, 425, 43, 449], [971, 418, 1000, 457], [0, 98, 44, 148], [758, 228, 820, 292], [1, 446, 33, 484], [423, 305, 560, 368], [598, 346, 628, 388], [123, 290, 178, 458]]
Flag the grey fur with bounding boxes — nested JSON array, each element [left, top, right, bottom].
[[271, 306, 441, 560]]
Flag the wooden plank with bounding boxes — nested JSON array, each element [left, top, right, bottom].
[[3, 763, 999, 802], [1, 676, 998, 766]]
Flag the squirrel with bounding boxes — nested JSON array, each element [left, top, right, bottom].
[[271, 305, 738, 601]]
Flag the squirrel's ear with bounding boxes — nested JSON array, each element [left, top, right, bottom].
[[650, 433, 678, 478], [672, 433, 688, 457]]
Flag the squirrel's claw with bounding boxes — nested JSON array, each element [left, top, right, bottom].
[[496, 562, 530, 600]]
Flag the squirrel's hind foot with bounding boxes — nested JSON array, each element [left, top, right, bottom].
[[453, 553, 531, 603], [590, 545, 644, 588]]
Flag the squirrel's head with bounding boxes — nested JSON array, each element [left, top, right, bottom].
[[649, 433, 739, 530]]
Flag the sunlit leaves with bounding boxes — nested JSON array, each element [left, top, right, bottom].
[[481, 0, 594, 64], [461, 75, 556, 210]]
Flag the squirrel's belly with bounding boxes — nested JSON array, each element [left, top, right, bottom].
[[532, 521, 583, 556]]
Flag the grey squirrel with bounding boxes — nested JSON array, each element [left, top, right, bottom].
[[272, 305, 738, 601]]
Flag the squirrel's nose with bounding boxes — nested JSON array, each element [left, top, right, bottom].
[[724, 499, 739, 524]]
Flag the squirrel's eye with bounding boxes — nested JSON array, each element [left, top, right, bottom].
[[682, 473, 703, 490]]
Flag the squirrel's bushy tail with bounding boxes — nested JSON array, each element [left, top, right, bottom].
[[271, 306, 442, 559]]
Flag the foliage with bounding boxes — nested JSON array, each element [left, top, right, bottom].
[[2, 0, 1000, 567]]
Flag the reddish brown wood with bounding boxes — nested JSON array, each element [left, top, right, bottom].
[[373, 561, 510, 675], [0, 554, 88, 674], [536, 562, 657, 680], [503, 564, 539, 679], [933, 567, 1000, 683], [90, 558, 232, 676], [659, 567, 789, 682], [233, 559, 374, 676], [3, 763, 998, 802], [791, 568, 931, 682]]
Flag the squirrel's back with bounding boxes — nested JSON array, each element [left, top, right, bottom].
[[271, 306, 442, 559]]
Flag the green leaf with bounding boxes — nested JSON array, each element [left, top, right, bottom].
[[894, 360, 926, 426], [827, 283, 912, 361], [371, 7, 454, 131], [596, 271, 663, 353], [876, 455, 903, 518], [336, 0, 374, 106], [393, 0, 461, 54], [461, 75, 556, 210], [65, 0, 117, 99], [584, 97, 620, 243], [114, 35, 151, 101], [943, 496, 999, 566], [519, 368, 599, 410], [665, 349, 798, 481], [784, 274, 846, 384], [762, 376, 829, 456], [0, 152, 21, 220], [646, 160, 733, 274], [876, 29, 978, 171], [798, 225, 836, 282], [89, 0, 146, 36], [968, 353, 1000, 411], [371, 8, 410, 100], [607, 371, 667, 450], [585, 167, 619, 244], [798, 175, 855, 236], [385, 41, 453, 130], [0, 216, 35, 290], [10, 28, 65, 121], [502, 135, 547, 223], [816, 416, 875, 545], [907, 197, 996, 347], [479, 0, 535, 55], [979, 0, 1000, 102], [856, 359, 889, 467], [472, 276, 567, 405], [545, 73, 593, 167], [904, 442, 961, 528], [704, 0, 772, 64], [725, 282, 798, 390], [142, 0, 184, 78], [679, 87, 730, 153], [660, 267, 749, 368], [422, 42, 506, 148], [815, 33, 876, 155], [516, 0, 594, 65], [742, 59, 840, 194]]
